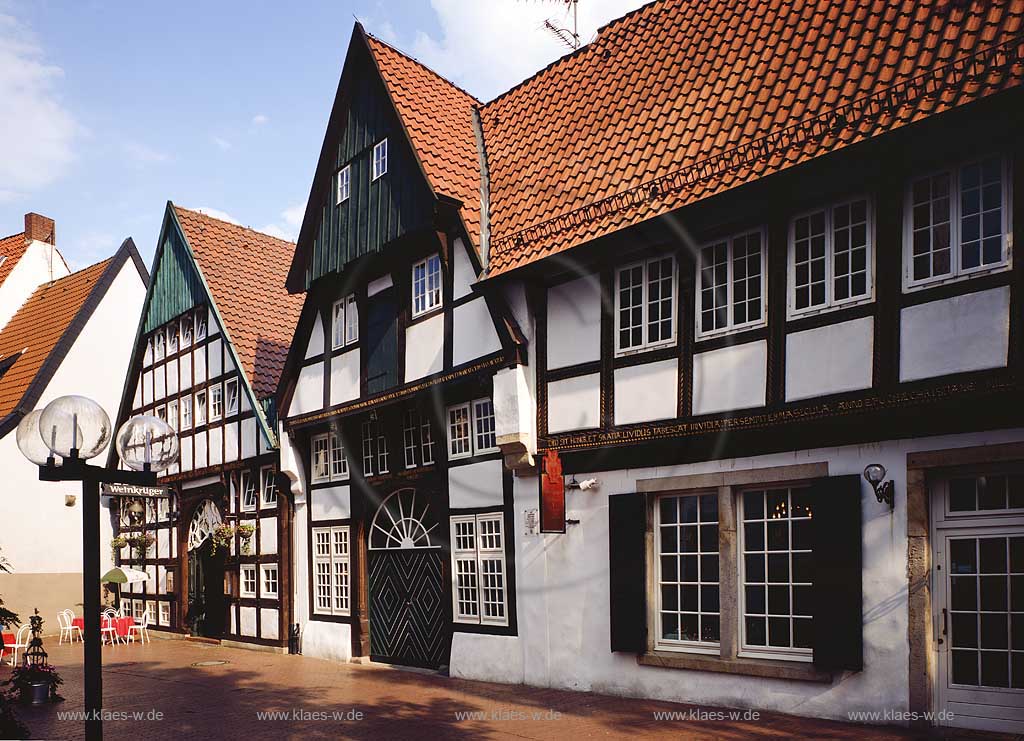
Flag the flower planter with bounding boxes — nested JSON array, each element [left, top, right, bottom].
[[20, 681, 50, 705]]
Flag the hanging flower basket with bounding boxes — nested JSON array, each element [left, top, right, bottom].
[[127, 533, 154, 559], [235, 524, 255, 555], [110, 536, 128, 560], [210, 524, 235, 556]]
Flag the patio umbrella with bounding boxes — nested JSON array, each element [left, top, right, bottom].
[[100, 567, 149, 584]]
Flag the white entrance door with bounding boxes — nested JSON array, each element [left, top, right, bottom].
[[932, 472, 1024, 733]]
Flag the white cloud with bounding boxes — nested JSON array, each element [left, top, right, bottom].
[[0, 11, 77, 198], [366, 0, 648, 101], [252, 113, 269, 126], [259, 202, 305, 242], [212, 136, 232, 151], [190, 206, 241, 225], [123, 140, 170, 166]]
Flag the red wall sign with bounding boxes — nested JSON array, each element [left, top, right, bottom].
[[540, 450, 566, 533]]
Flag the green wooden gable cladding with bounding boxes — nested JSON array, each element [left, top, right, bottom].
[[142, 219, 205, 334], [303, 54, 435, 290]]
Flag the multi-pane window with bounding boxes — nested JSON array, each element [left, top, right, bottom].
[[195, 391, 207, 426], [133, 600, 145, 620], [412, 254, 442, 317], [656, 493, 720, 653], [240, 565, 257, 597], [195, 310, 208, 341], [450, 513, 508, 625], [740, 487, 814, 659], [158, 601, 171, 626], [698, 229, 766, 337], [167, 324, 179, 355], [311, 431, 348, 483], [372, 139, 388, 180], [332, 294, 358, 350], [402, 409, 437, 469], [210, 384, 223, 421], [337, 165, 351, 204], [447, 404, 472, 459], [790, 199, 871, 315], [473, 399, 497, 452], [167, 400, 178, 432], [240, 470, 258, 512], [361, 420, 389, 476], [616, 256, 676, 353], [949, 474, 1024, 514], [180, 315, 193, 348], [260, 564, 278, 599], [180, 396, 192, 431], [906, 157, 1008, 288], [260, 466, 278, 507], [154, 331, 165, 361], [225, 378, 239, 415], [155, 405, 166, 423], [447, 399, 497, 459], [313, 526, 350, 616]]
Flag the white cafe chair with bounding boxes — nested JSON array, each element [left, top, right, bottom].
[[127, 609, 150, 645], [101, 607, 121, 645], [6, 624, 31, 666], [57, 610, 82, 645]]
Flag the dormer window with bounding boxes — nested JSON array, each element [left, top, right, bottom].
[[372, 139, 388, 181], [412, 254, 442, 317], [337, 165, 351, 204]]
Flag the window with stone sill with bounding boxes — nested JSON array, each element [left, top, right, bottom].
[[313, 526, 350, 616]]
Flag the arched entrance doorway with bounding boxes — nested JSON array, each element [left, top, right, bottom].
[[186, 499, 226, 638], [367, 488, 448, 668]]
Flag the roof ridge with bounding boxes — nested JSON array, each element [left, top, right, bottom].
[[365, 32, 482, 104], [174, 205, 296, 247], [37, 256, 113, 286]]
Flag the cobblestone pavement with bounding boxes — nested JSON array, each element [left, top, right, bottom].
[[1, 637, 1014, 740]]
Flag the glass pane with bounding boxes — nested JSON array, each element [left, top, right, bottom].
[[980, 651, 1010, 688], [768, 585, 789, 615], [699, 494, 718, 523], [661, 556, 677, 582], [680, 614, 699, 642], [680, 586, 698, 612], [679, 497, 698, 523], [701, 615, 720, 643], [978, 476, 1007, 510], [681, 556, 698, 582], [952, 649, 979, 685], [979, 537, 1007, 573], [980, 576, 1008, 612], [661, 612, 679, 640], [767, 553, 789, 583], [659, 497, 677, 524], [767, 522, 788, 551], [949, 478, 976, 511], [745, 554, 765, 583], [744, 522, 764, 551], [980, 613, 1008, 650], [745, 585, 765, 614], [661, 585, 678, 611], [680, 526, 698, 553], [793, 618, 813, 649], [701, 585, 719, 613], [745, 617, 766, 646], [950, 539, 977, 573], [951, 612, 978, 648], [744, 491, 764, 520], [950, 576, 977, 611], [768, 617, 790, 647]]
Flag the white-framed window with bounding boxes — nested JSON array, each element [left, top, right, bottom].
[[450, 513, 508, 625], [788, 198, 873, 317], [154, 331, 165, 361], [697, 229, 767, 338], [195, 390, 207, 426], [616, 256, 677, 354], [167, 322, 179, 355], [195, 311, 208, 341], [144, 338, 153, 367], [167, 400, 178, 432], [402, 409, 435, 469], [372, 139, 388, 180], [225, 378, 239, 415], [260, 563, 279, 599], [332, 294, 358, 350], [240, 565, 257, 597], [412, 254, 442, 317], [313, 526, 350, 616], [904, 156, 1010, 290], [739, 486, 814, 661], [240, 470, 258, 512], [447, 398, 497, 459], [155, 405, 167, 423], [311, 432, 348, 483], [158, 601, 171, 626], [360, 419, 389, 476], [260, 466, 278, 507], [180, 395, 192, 431], [133, 600, 145, 620], [210, 384, 223, 421], [180, 315, 193, 348], [337, 164, 351, 204], [421, 414, 435, 465], [655, 492, 720, 654]]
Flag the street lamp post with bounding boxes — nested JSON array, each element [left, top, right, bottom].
[[16, 396, 178, 741]]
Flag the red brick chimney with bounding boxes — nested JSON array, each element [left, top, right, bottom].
[[24, 212, 55, 245]]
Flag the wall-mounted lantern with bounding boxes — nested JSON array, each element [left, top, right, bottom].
[[863, 463, 895, 510]]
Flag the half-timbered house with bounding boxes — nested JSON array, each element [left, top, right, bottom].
[[109, 203, 302, 650]]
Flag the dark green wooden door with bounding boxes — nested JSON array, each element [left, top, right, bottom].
[[365, 287, 398, 394]]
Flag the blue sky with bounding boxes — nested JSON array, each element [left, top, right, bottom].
[[0, 0, 645, 270]]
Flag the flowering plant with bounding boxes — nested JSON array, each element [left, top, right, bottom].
[[110, 536, 128, 560], [127, 533, 154, 558], [211, 524, 235, 555], [235, 523, 255, 555]]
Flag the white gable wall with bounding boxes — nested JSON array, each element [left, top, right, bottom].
[[0, 240, 70, 330]]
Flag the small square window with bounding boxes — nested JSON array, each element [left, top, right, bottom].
[[337, 165, 351, 204], [240, 566, 257, 597], [260, 564, 279, 599], [372, 139, 388, 180]]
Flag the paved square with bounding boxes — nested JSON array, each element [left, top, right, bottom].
[[2, 638, 1013, 740]]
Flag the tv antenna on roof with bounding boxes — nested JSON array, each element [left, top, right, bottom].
[[533, 0, 580, 51]]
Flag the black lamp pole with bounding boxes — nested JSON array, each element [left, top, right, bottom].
[[39, 455, 157, 741]]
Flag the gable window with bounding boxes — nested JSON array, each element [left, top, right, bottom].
[[313, 526, 350, 616], [240, 470, 258, 512], [195, 311, 208, 341], [167, 400, 178, 432], [210, 384, 223, 421], [905, 156, 1009, 289], [145, 338, 154, 367], [447, 398, 497, 460], [240, 565, 257, 598], [656, 493, 720, 653], [332, 294, 358, 350], [195, 390, 207, 426], [260, 466, 278, 507], [260, 564, 279, 599], [616, 256, 677, 354], [361, 420, 389, 477], [180, 315, 193, 348], [180, 396, 192, 431], [372, 139, 388, 180], [225, 378, 239, 415], [337, 165, 351, 204], [154, 331, 165, 361], [412, 254, 442, 317], [450, 513, 508, 626], [311, 431, 348, 483], [167, 323, 179, 355], [697, 229, 766, 338], [789, 198, 872, 316]]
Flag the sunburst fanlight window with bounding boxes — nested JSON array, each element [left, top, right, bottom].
[[370, 488, 438, 550]]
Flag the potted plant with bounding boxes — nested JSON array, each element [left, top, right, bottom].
[[110, 535, 128, 560], [3, 610, 63, 706], [127, 532, 154, 559], [0, 549, 28, 737], [211, 524, 235, 555], [235, 523, 255, 555]]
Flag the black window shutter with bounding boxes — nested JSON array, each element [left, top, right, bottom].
[[608, 493, 647, 653], [365, 287, 398, 395], [811, 474, 863, 671]]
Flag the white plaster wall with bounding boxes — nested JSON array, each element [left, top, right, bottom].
[[0, 258, 143, 575], [166, 359, 178, 395], [260, 517, 278, 555], [224, 424, 239, 463], [260, 608, 279, 640], [447, 426, 1024, 723], [786, 317, 874, 401], [405, 313, 444, 381], [194, 432, 208, 469], [449, 460, 504, 509], [0, 240, 70, 330], [311, 486, 351, 521], [241, 417, 257, 459], [302, 620, 352, 662], [548, 373, 600, 432], [367, 274, 393, 297], [305, 314, 325, 359], [329, 350, 360, 406], [194, 346, 207, 384], [289, 362, 324, 417], [179, 355, 192, 390], [547, 277, 601, 370], [900, 286, 1009, 382], [453, 298, 502, 366], [208, 338, 223, 378], [209, 426, 223, 466], [614, 359, 678, 425], [240, 606, 257, 637], [692, 341, 767, 415], [453, 238, 478, 301], [154, 366, 166, 400], [180, 435, 193, 471]]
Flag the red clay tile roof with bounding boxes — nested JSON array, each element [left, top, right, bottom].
[[0, 258, 113, 420], [0, 232, 29, 289], [480, 0, 1024, 276], [365, 34, 483, 249], [173, 206, 305, 399]]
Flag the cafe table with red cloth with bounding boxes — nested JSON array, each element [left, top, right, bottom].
[[1, 632, 13, 660], [72, 615, 135, 638]]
